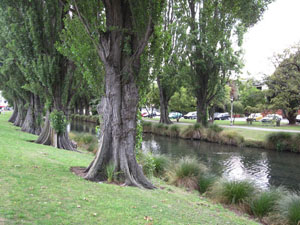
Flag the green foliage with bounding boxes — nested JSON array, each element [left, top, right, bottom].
[[215, 180, 255, 204], [208, 124, 223, 133], [278, 193, 300, 225], [266, 132, 293, 152], [106, 162, 116, 183], [198, 173, 217, 194], [169, 87, 196, 114], [249, 189, 282, 218], [135, 111, 143, 152], [221, 130, 244, 146], [175, 157, 204, 179], [152, 154, 169, 177], [137, 152, 156, 178], [265, 44, 300, 124], [50, 110, 68, 134]]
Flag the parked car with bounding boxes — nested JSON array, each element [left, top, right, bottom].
[[261, 114, 282, 122], [214, 112, 230, 120], [183, 111, 197, 119], [296, 115, 300, 123], [169, 112, 182, 120], [247, 113, 263, 122]]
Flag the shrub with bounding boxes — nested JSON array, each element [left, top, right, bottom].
[[87, 142, 98, 153], [249, 189, 282, 218], [169, 125, 180, 137], [266, 132, 293, 151], [291, 134, 300, 152], [220, 130, 244, 146], [106, 162, 115, 183], [211, 180, 255, 204], [152, 154, 169, 177], [81, 134, 95, 145], [208, 124, 223, 133], [137, 152, 156, 178], [198, 173, 217, 194], [278, 193, 300, 225], [172, 157, 206, 190], [142, 121, 152, 133]]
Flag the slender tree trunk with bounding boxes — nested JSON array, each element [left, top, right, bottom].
[[8, 101, 18, 123], [157, 77, 172, 124], [34, 95, 43, 135], [85, 98, 89, 115]]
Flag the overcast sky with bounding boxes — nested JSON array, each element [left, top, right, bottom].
[[241, 0, 300, 80]]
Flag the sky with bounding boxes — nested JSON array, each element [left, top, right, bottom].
[[241, 0, 300, 80]]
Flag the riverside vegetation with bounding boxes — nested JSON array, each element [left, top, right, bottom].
[[69, 126, 300, 224], [0, 112, 260, 225]]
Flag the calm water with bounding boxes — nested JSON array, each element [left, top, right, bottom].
[[70, 120, 300, 190]]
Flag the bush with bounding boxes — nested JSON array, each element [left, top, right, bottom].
[[142, 121, 152, 133], [137, 152, 156, 178], [291, 134, 300, 152], [106, 162, 115, 183], [81, 134, 95, 144], [278, 193, 300, 225], [172, 157, 206, 190], [169, 125, 180, 137], [198, 173, 217, 194], [208, 124, 223, 133], [181, 124, 203, 140], [152, 154, 169, 177], [211, 180, 255, 204], [249, 189, 282, 218], [87, 142, 98, 153], [266, 132, 293, 151], [220, 130, 244, 146]]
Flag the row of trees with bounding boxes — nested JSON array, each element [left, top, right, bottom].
[[0, 0, 273, 188]]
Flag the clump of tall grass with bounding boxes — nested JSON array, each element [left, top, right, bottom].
[[197, 173, 217, 194], [152, 123, 168, 136], [152, 154, 169, 177], [141, 121, 152, 133], [278, 193, 300, 225], [181, 123, 204, 140], [106, 162, 116, 183], [170, 156, 206, 190], [220, 130, 244, 146], [266, 132, 294, 152], [210, 179, 255, 204], [168, 125, 180, 137], [69, 132, 98, 153], [137, 152, 156, 178], [249, 188, 282, 218], [208, 124, 223, 133]]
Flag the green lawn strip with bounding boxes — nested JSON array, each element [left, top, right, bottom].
[[0, 112, 259, 225], [146, 117, 300, 131]]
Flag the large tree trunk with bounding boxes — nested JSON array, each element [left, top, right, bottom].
[[8, 101, 18, 123], [84, 65, 154, 189], [21, 94, 36, 134], [157, 76, 172, 124], [84, 98, 90, 115], [36, 111, 77, 151], [21, 94, 43, 135], [196, 95, 208, 127], [285, 110, 297, 125], [14, 99, 25, 127]]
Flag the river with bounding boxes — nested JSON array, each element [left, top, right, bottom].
[[70, 120, 300, 191]]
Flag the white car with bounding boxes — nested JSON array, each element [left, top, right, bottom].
[[183, 111, 197, 119], [261, 114, 282, 122], [296, 115, 300, 123]]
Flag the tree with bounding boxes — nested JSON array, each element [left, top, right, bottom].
[[169, 87, 196, 113], [180, 0, 274, 126], [68, 0, 164, 188], [266, 44, 300, 125], [0, 1, 79, 150], [153, 0, 186, 124]]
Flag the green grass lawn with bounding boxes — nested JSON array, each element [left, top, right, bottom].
[[0, 113, 259, 225]]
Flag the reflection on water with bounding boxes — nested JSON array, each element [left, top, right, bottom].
[[70, 120, 300, 190], [142, 134, 300, 190]]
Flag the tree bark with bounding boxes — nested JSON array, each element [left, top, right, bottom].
[[157, 76, 172, 124], [36, 111, 77, 151], [84, 98, 90, 115], [8, 100, 18, 123], [196, 96, 208, 127], [285, 110, 297, 125], [14, 99, 25, 127], [21, 94, 36, 134]]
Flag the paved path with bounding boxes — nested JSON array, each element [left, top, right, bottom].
[[143, 119, 300, 133]]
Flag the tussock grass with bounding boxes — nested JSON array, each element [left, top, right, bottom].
[[198, 173, 217, 194], [210, 180, 255, 205], [266, 132, 294, 152], [249, 188, 282, 218], [278, 193, 300, 225]]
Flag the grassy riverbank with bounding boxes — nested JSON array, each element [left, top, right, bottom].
[[0, 113, 259, 225]]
